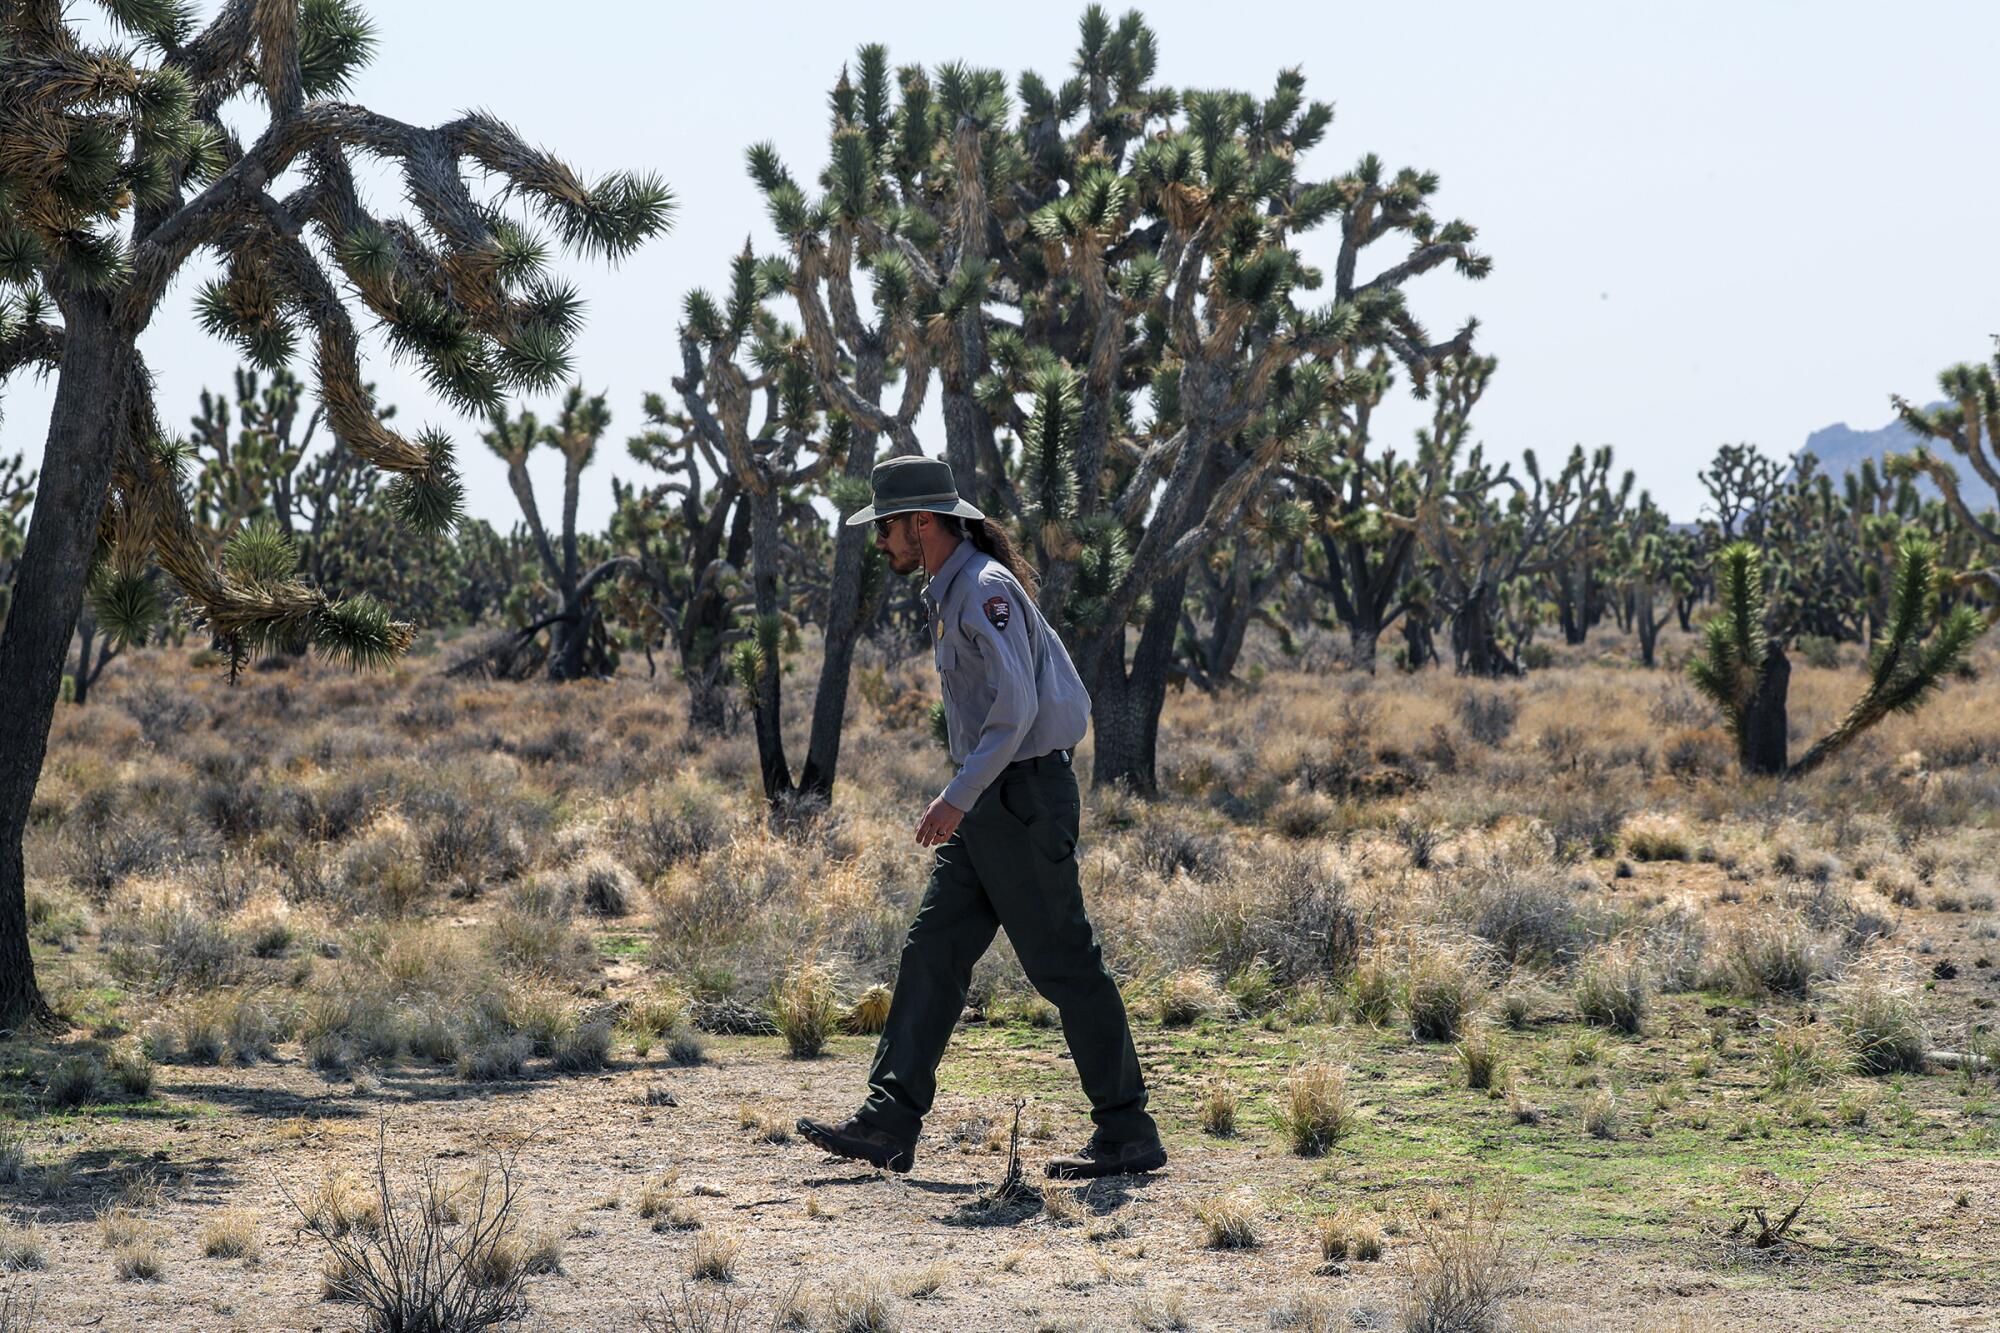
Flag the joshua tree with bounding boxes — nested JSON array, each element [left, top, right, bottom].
[[1698, 442, 1786, 544], [673, 247, 863, 809], [188, 365, 319, 542], [1382, 352, 1611, 676], [1688, 536, 1985, 778], [0, 1, 670, 1031], [1611, 492, 1693, 669], [482, 387, 637, 680], [1892, 339, 2000, 602], [760, 10, 1486, 792], [613, 394, 755, 730], [1288, 352, 1425, 671]]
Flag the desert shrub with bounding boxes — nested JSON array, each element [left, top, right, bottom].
[[44, 1055, 104, 1109], [1456, 690, 1519, 746], [1527, 783, 1631, 862], [1398, 1211, 1523, 1333], [290, 1132, 528, 1332], [1275, 1061, 1355, 1155], [486, 910, 596, 983], [1262, 851, 1362, 983], [456, 1033, 532, 1083], [772, 960, 841, 1059], [1836, 969, 1929, 1075], [106, 1046, 155, 1098], [570, 852, 637, 917], [1720, 914, 1842, 999], [1348, 950, 1400, 1026], [820, 1276, 898, 1333], [1133, 821, 1229, 883], [104, 897, 245, 991], [1447, 857, 1604, 967], [1317, 1211, 1386, 1264], [551, 1020, 613, 1073], [1622, 813, 1692, 862], [620, 779, 732, 882], [1572, 943, 1652, 1035], [1638, 898, 1709, 992], [1156, 970, 1227, 1027], [1406, 938, 1484, 1042]]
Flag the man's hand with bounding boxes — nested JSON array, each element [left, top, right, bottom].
[[916, 794, 966, 847]]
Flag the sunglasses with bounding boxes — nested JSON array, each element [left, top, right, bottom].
[[873, 514, 908, 536]]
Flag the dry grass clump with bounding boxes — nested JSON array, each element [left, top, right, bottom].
[[1457, 1027, 1503, 1090], [1406, 938, 1484, 1042], [1131, 1288, 1190, 1331], [737, 1104, 792, 1145], [1572, 943, 1652, 1035], [1192, 1194, 1261, 1249], [289, 1131, 529, 1329], [1396, 1209, 1525, 1333], [1582, 1092, 1619, 1140], [1318, 1210, 1387, 1263], [1156, 969, 1228, 1026], [1835, 968, 1929, 1075], [568, 850, 639, 917], [637, 1174, 702, 1232], [199, 1209, 261, 1261], [103, 893, 246, 992], [1274, 1060, 1356, 1156], [0, 1221, 46, 1272], [773, 959, 841, 1059], [1765, 1021, 1851, 1091], [1197, 1080, 1239, 1136], [1447, 857, 1602, 968], [1348, 949, 1401, 1026], [1621, 812, 1692, 862], [1719, 913, 1842, 999], [821, 1275, 899, 1332], [687, 1231, 739, 1282], [43, 1054, 105, 1109]]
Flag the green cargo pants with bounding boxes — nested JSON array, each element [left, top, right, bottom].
[[860, 758, 1156, 1146]]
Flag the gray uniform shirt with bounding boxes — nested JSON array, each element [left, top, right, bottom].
[[925, 540, 1091, 812]]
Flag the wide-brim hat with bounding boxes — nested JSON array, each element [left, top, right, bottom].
[[843, 453, 985, 525]]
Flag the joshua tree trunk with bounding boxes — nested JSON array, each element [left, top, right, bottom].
[[796, 418, 883, 800], [0, 301, 133, 1031], [1453, 582, 1513, 677], [1091, 569, 1186, 794], [69, 609, 121, 707], [1740, 646, 1790, 776]]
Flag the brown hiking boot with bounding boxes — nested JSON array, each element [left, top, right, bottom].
[[1045, 1135, 1167, 1180], [796, 1115, 916, 1174]]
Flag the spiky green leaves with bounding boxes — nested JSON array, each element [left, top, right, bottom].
[[382, 428, 464, 534], [542, 171, 676, 262], [309, 594, 408, 670], [1020, 366, 1082, 557], [222, 518, 298, 585], [85, 566, 162, 645], [99, 0, 198, 47], [298, 0, 378, 97], [1687, 542, 1770, 741], [935, 63, 1008, 127], [1865, 535, 1987, 715], [195, 267, 296, 370]]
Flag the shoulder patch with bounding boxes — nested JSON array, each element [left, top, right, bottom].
[[982, 594, 1012, 631]]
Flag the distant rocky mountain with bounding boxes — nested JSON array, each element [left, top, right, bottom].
[[1798, 405, 1997, 513]]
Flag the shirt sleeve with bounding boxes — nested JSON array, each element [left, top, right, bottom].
[[940, 577, 1041, 812]]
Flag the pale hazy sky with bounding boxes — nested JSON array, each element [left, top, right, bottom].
[[4, 1, 1995, 529]]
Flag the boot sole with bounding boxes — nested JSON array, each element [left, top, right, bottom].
[[1044, 1147, 1168, 1180], [797, 1120, 915, 1173]]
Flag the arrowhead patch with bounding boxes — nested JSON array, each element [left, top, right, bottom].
[[983, 595, 1012, 631]]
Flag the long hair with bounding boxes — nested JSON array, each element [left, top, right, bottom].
[[957, 516, 1040, 601]]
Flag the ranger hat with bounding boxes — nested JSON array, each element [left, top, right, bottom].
[[843, 454, 985, 526]]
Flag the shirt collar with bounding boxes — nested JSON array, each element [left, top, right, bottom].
[[923, 538, 977, 608]]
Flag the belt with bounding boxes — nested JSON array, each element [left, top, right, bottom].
[[1007, 748, 1073, 773]]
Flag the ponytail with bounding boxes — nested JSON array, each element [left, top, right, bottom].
[[958, 516, 1040, 601]]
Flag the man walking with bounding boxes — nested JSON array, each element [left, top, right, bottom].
[[797, 455, 1165, 1181]]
